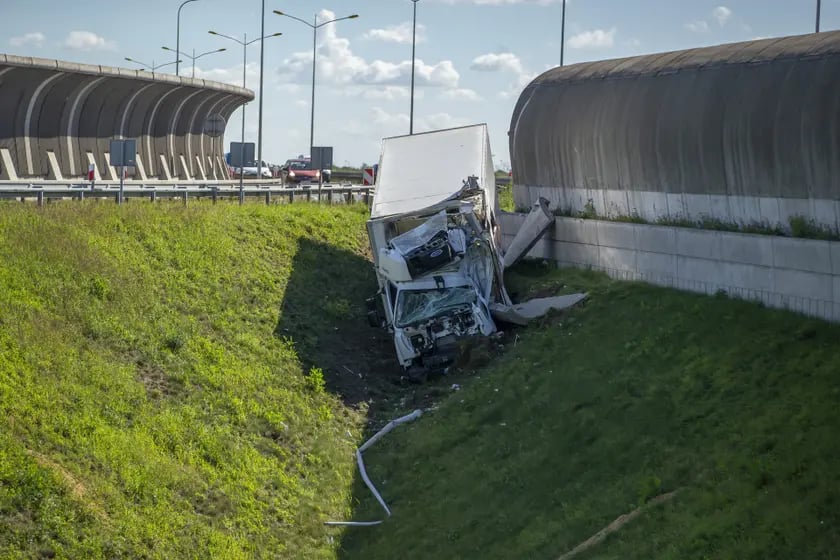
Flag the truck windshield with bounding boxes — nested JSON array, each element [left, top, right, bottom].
[[395, 287, 476, 327]]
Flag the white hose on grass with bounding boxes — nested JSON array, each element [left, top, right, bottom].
[[325, 409, 423, 527]]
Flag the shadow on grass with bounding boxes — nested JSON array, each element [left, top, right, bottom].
[[274, 237, 401, 408]]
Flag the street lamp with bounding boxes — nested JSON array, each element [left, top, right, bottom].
[[124, 57, 183, 73], [208, 30, 282, 203], [176, 0, 201, 76], [410, 0, 420, 135], [560, 0, 566, 66], [273, 10, 359, 160], [162, 46, 226, 78]]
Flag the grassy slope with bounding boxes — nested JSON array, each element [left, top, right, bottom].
[[0, 202, 377, 559], [340, 265, 840, 559]]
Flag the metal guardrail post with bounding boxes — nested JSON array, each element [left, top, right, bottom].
[[151, 191, 157, 203], [306, 189, 312, 202], [182, 191, 188, 206], [288, 190, 293, 204], [212, 190, 217, 205], [36, 192, 44, 207], [265, 191, 271, 205]]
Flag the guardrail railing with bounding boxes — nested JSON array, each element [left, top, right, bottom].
[[0, 185, 373, 206]]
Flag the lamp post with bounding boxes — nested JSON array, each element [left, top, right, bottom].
[[273, 10, 359, 161], [209, 30, 282, 204], [162, 46, 226, 78], [560, 0, 566, 66], [176, 0, 201, 76], [125, 57, 182, 73], [410, 0, 420, 135], [816, 0, 821, 32]]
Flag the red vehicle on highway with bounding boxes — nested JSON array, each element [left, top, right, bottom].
[[280, 158, 331, 185]]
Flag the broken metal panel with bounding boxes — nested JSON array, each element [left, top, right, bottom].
[[502, 197, 553, 268], [490, 294, 588, 327]]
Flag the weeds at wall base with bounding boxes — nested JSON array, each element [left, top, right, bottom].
[[546, 198, 840, 241]]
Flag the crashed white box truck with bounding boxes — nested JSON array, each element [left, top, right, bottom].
[[366, 124, 582, 379]]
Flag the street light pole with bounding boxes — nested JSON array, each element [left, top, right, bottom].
[[241, 33, 247, 203], [208, 30, 282, 203], [310, 14, 317, 158], [176, 0, 200, 76], [560, 0, 566, 66], [258, 0, 266, 180], [273, 10, 359, 160], [410, 0, 419, 135], [816, 0, 821, 32]]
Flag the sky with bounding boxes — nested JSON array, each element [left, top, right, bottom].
[[1, 0, 838, 169]]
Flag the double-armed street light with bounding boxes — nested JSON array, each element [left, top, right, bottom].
[[273, 10, 359, 160], [162, 46, 226, 78], [124, 57, 182, 73], [208, 30, 282, 202]]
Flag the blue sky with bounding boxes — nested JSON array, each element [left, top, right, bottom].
[[2, 0, 838, 169]]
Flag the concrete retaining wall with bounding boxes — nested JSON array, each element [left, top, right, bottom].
[[0, 53, 253, 181], [499, 212, 840, 322]]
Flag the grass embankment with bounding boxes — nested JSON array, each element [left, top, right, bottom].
[[340, 265, 840, 559], [0, 201, 383, 558]]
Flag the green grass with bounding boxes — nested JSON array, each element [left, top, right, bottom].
[[4, 200, 840, 559], [0, 200, 380, 559], [339, 264, 840, 559], [498, 185, 515, 213]]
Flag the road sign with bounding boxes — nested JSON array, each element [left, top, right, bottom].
[[229, 142, 255, 167], [204, 114, 226, 138], [363, 167, 375, 186], [109, 139, 136, 167], [311, 146, 333, 171]]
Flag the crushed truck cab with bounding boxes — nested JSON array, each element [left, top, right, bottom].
[[366, 124, 582, 376]]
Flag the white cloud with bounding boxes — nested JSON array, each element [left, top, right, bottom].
[[193, 63, 260, 87], [686, 6, 732, 33], [441, 88, 481, 101], [9, 32, 45, 48], [294, 100, 308, 108], [499, 71, 537, 99], [470, 52, 524, 74], [64, 31, 114, 51], [713, 6, 732, 26], [568, 28, 616, 49], [363, 86, 411, 100], [363, 22, 426, 44], [684, 20, 710, 33], [370, 107, 467, 131], [277, 10, 459, 88]]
